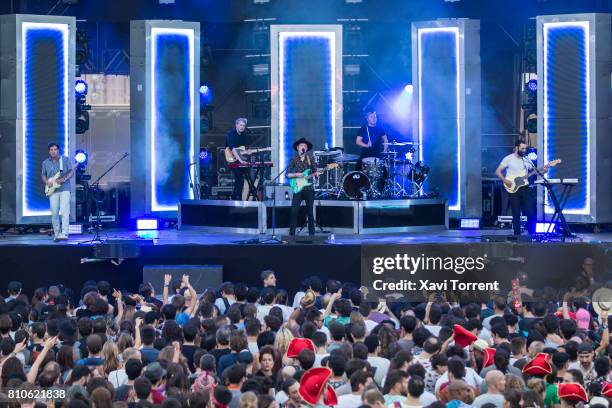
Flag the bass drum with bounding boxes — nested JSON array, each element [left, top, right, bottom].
[[342, 171, 371, 199]]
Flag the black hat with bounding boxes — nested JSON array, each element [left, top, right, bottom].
[[292, 137, 313, 152]]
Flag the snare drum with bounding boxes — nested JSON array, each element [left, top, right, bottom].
[[342, 171, 371, 199], [362, 157, 382, 179]]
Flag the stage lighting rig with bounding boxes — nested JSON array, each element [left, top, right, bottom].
[[75, 79, 91, 134]]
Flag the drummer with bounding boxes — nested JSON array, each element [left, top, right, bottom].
[[355, 108, 388, 163]]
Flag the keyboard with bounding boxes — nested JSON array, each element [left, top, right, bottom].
[[534, 178, 578, 185], [228, 161, 274, 169]]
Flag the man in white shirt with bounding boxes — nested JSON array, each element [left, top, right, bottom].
[[495, 140, 549, 235], [336, 371, 373, 408]]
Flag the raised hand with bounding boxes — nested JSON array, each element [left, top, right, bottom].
[[164, 274, 172, 286]]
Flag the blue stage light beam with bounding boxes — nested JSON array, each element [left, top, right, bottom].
[[417, 27, 461, 211], [150, 27, 196, 213], [393, 84, 414, 117], [278, 31, 336, 182], [22, 22, 70, 217], [543, 21, 590, 215]]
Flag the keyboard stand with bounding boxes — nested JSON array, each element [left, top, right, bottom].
[[244, 165, 265, 201], [545, 181, 575, 238]]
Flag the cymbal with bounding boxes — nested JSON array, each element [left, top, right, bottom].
[[335, 153, 360, 162], [313, 150, 341, 156], [383, 141, 419, 146]]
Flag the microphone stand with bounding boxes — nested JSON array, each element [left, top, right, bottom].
[[258, 162, 291, 244], [79, 153, 129, 245]]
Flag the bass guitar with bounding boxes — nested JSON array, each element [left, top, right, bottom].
[[289, 163, 338, 194], [45, 161, 78, 196], [225, 146, 272, 163], [504, 158, 561, 194]]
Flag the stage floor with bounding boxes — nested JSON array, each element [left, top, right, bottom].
[[0, 227, 609, 297], [0, 227, 610, 246]]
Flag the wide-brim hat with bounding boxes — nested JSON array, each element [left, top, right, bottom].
[[453, 324, 478, 348], [299, 367, 338, 406], [601, 382, 612, 398], [287, 338, 315, 358], [558, 383, 588, 403], [300, 290, 316, 309], [522, 352, 553, 376], [592, 287, 612, 318], [293, 137, 313, 152]]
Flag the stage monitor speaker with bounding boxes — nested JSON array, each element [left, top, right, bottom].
[[143, 264, 223, 295], [130, 20, 201, 219], [536, 13, 611, 223], [0, 15, 76, 225]]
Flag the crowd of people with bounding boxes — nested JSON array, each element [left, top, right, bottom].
[[0, 263, 611, 408]]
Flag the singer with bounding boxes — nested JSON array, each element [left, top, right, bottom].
[[286, 137, 317, 236]]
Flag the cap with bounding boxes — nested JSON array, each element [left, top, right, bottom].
[[482, 347, 496, 368], [453, 324, 478, 348], [287, 338, 315, 358]]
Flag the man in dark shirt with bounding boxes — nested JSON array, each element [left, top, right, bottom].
[[356, 109, 388, 159], [287, 138, 318, 236], [226, 117, 250, 200]]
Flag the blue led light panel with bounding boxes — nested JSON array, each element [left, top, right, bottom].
[[543, 22, 589, 214], [418, 28, 460, 211], [22, 23, 69, 216], [150, 28, 195, 212], [279, 33, 335, 178]]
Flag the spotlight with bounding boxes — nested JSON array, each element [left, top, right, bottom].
[[75, 79, 88, 96], [535, 222, 557, 234], [527, 79, 537, 92], [199, 85, 209, 95], [404, 84, 413, 93], [460, 218, 480, 229], [136, 218, 159, 230], [75, 149, 88, 165], [76, 110, 90, 134], [527, 147, 538, 162]]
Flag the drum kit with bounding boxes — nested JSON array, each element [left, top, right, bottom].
[[312, 141, 430, 200]]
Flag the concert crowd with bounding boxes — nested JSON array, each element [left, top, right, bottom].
[[0, 260, 610, 408]]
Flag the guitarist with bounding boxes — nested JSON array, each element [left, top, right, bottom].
[[287, 137, 317, 236], [41, 143, 73, 241], [495, 140, 549, 236]]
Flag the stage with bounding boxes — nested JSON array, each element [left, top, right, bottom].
[[0, 228, 610, 298]]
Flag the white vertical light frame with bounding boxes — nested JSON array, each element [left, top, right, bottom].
[[417, 27, 461, 212], [21, 22, 70, 217], [150, 27, 196, 213], [542, 21, 590, 215]]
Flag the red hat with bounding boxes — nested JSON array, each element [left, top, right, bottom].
[[601, 382, 612, 398], [554, 311, 577, 320], [482, 347, 497, 368], [522, 353, 553, 376], [287, 338, 315, 358], [299, 367, 338, 406], [558, 383, 588, 403], [453, 324, 478, 348]]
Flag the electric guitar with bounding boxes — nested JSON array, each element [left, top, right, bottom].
[[45, 161, 78, 196], [289, 163, 338, 194], [225, 146, 272, 163], [504, 159, 562, 194]]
